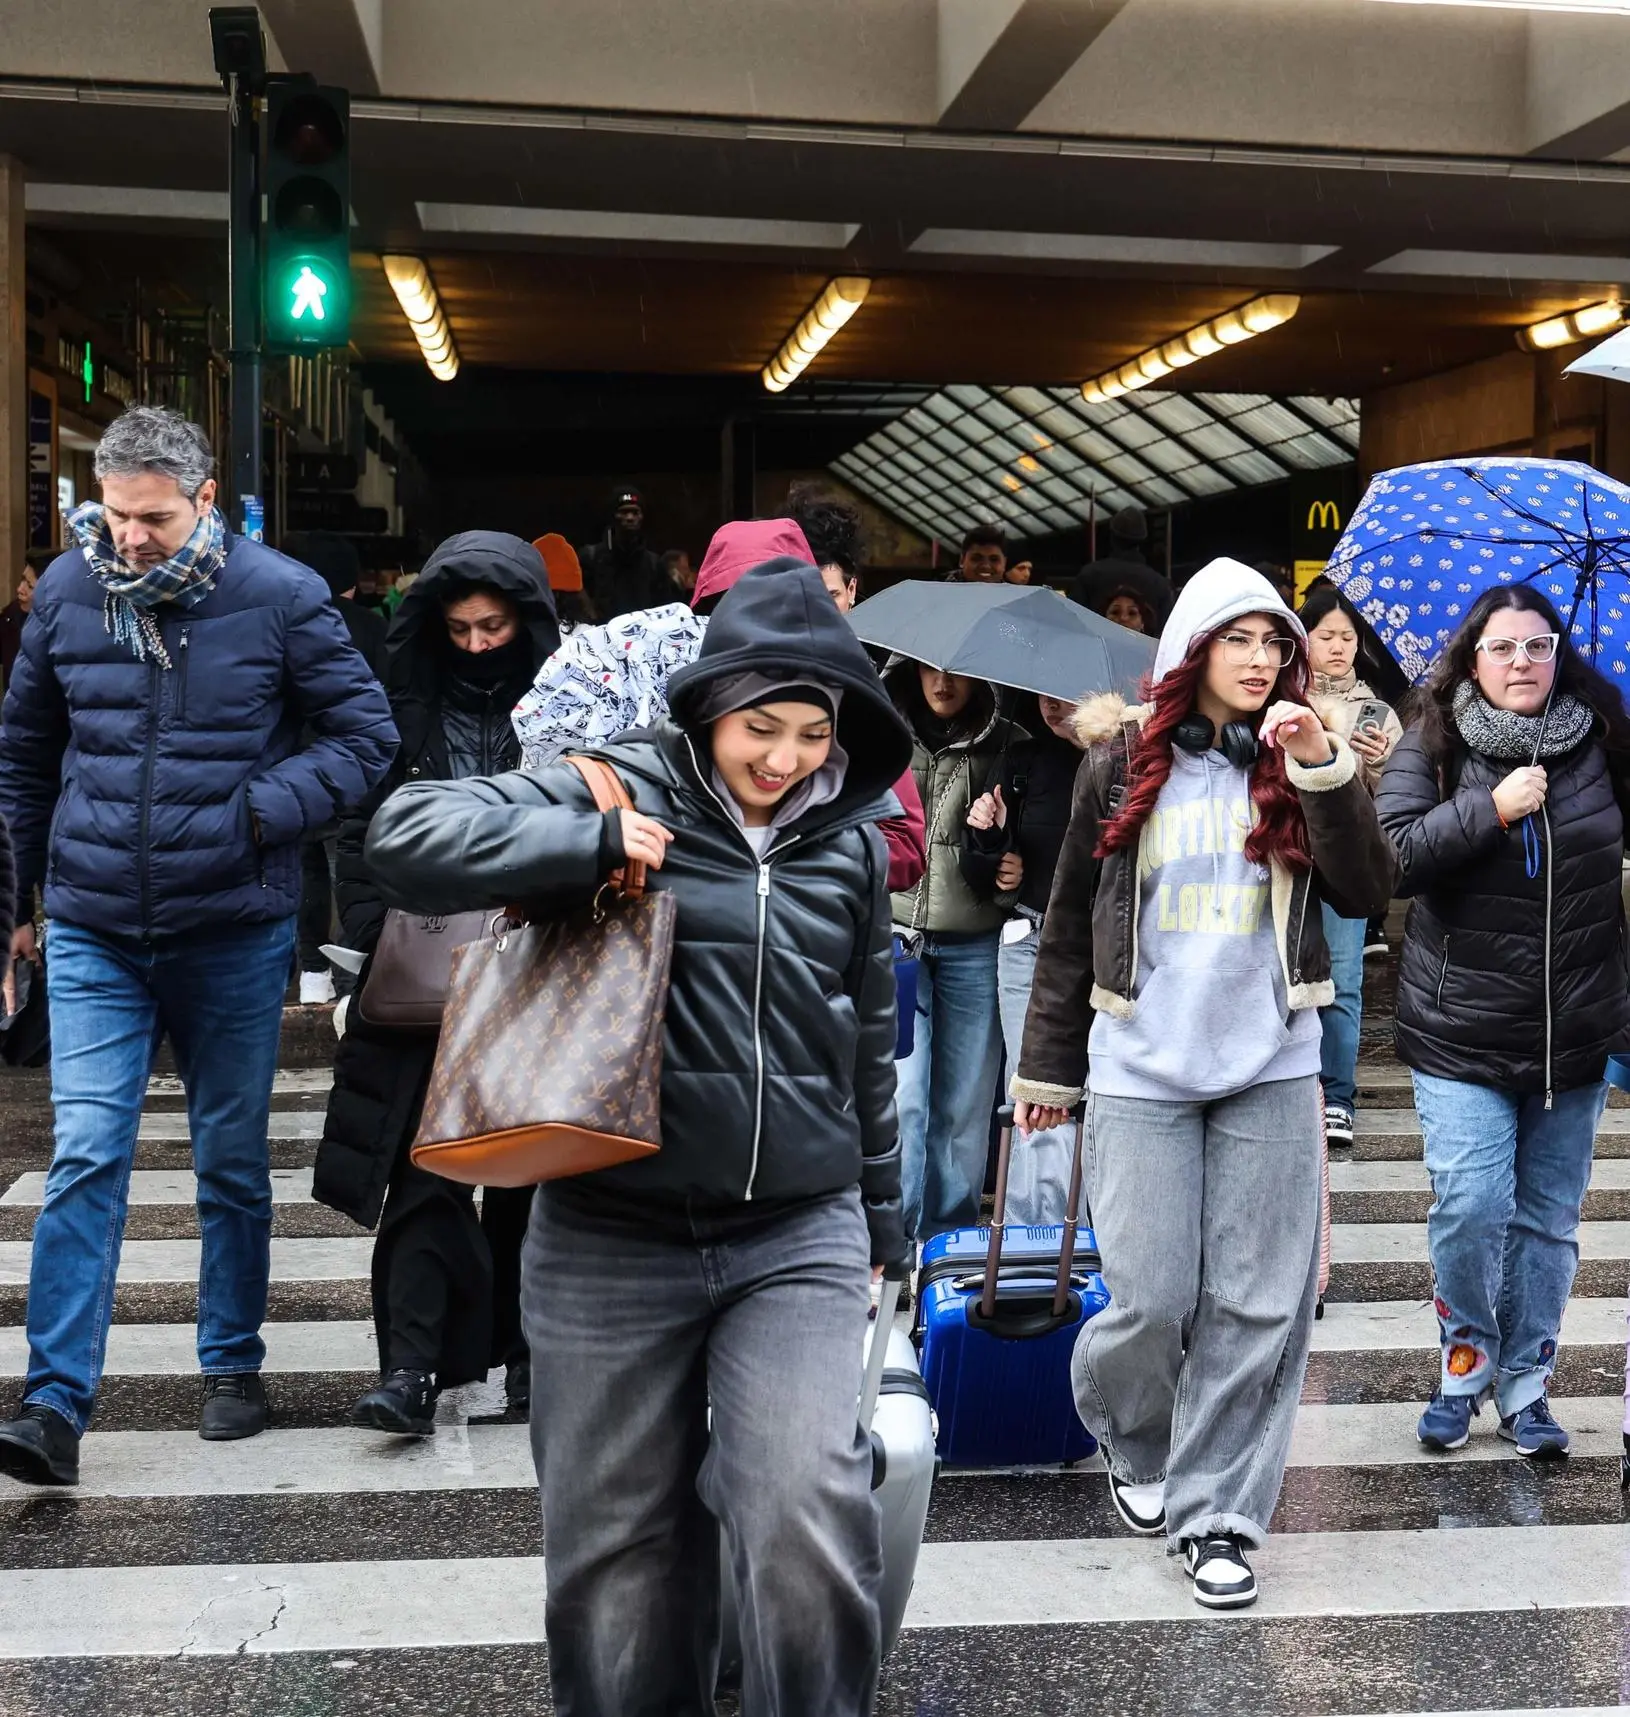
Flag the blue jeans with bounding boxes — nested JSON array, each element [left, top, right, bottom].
[[1318, 903, 1366, 1113], [896, 930, 1004, 1240], [522, 1186, 880, 1716], [24, 916, 295, 1433], [1412, 1072, 1605, 1417]]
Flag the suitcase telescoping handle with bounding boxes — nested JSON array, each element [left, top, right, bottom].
[[979, 1102, 1087, 1324], [857, 1257, 910, 1430]]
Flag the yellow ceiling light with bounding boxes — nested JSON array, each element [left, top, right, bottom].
[[762, 277, 872, 393], [1518, 299, 1625, 353], [382, 253, 460, 382], [1081, 294, 1301, 405]]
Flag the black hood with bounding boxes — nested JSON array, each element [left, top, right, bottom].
[[668, 557, 912, 805], [386, 531, 560, 693]]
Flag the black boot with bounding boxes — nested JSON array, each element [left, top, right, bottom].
[[0, 1403, 80, 1486], [353, 1370, 438, 1436], [504, 1357, 531, 1415], [199, 1373, 269, 1442]]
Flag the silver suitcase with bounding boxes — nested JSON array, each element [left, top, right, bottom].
[[719, 1273, 935, 1667]]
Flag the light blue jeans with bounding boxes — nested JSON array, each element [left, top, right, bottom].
[[1412, 1072, 1605, 1416], [897, 930, 1004, 1241], [996, 915, 1076, 1226], [1076, 1076, 1323, 1549], [24, 916, 294, 1433], [1318, 902, 1366, 1114]]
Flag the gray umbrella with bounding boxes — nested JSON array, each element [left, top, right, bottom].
[[849, 580, 1155, 702]]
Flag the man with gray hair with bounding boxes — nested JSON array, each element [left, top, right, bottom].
[[0, 404, 397, 1485]]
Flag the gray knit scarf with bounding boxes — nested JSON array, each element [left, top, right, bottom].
[[1451, 679, 1594, 762]]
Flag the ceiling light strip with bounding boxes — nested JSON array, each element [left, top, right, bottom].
[[1517, 298, 1625, 352], [382, 253, 460, 382], [1079, 295, 1301, 406], [761, 278, 872, 393]]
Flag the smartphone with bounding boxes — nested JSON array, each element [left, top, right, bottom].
[[1354, 698, 1391, 736]]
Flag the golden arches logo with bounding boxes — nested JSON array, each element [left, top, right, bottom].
[[1306, 500, 1342, 532]]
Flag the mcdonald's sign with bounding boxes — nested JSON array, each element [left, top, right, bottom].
[[1306, 500, 1342, 533]]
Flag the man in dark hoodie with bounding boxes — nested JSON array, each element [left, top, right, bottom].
[[576, 486, 674, 623], [313, 531, 560, 1429], [363, 561, 912, 1717]]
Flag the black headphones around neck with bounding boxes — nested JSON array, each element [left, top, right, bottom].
[[1173, 714, 1260, 770]]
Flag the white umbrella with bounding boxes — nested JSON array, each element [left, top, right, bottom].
[[1563, 324, 1630, 384]]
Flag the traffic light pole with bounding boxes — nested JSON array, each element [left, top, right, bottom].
[[226, 69, 263, 536]]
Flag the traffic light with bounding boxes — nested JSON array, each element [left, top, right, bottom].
[[262, 77, 350, 349]]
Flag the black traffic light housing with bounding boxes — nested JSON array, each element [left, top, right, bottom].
[[262, 75, 350, 350]]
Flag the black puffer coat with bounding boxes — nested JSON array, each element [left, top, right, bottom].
[[962, 715, 1084, 916], [316, 533, 557, 1225], [363, 563, 915, 1265], [1377, 724, 1630, 1094]]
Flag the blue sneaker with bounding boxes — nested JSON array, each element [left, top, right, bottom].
[[1499, 1396, 1570, 1459], [1417, 1391, 1477, 1452]]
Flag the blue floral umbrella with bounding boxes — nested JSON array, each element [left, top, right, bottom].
[[1327, 457, 1630, 687]]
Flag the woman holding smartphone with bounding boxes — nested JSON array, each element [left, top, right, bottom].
[[1302, 586, 1403, 1146]]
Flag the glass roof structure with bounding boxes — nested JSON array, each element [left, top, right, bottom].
[[829, 384, 1360, 543]]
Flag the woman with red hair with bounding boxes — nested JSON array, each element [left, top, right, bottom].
[[1011, 557, 1393, 1610]]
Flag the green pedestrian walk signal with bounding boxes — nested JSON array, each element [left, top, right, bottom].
[[263, 78, 350, 350]]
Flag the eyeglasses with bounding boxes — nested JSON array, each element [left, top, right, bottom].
[[1475, 633, 1559, 667], [1217, 631, 1297, 668]]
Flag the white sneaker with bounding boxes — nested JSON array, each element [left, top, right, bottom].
[[299, 968, 336, 1006], [1184, 1535, 1257, 1609], [1107, 1473, 1166, 1536]]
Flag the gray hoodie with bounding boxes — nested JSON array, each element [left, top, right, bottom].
[[1087, 557, 1324, 1102], [1087, 745, 1322, 1100]]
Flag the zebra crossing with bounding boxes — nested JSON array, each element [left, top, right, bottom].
[[0, 1029, 1627, 1715]]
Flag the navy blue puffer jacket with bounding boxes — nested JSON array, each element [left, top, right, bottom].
[[0, 530, 398, 937]]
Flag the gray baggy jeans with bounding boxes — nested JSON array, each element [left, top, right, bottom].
[[521, 1184, 883, 1717], [1074, 1075, 1323, 1550]]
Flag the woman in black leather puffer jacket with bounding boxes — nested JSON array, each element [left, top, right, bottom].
[[1377, 584, 1630, 1460], [365, 560, 912, 1716]]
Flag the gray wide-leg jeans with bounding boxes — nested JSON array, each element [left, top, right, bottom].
[[1074, 1075, 1323, 1550], [521, 1184, 883, 1717]]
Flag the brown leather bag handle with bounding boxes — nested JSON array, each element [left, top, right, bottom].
[[562, 755, 645, 899]]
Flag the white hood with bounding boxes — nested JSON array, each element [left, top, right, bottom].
[[1152, 557, 1305, 684]]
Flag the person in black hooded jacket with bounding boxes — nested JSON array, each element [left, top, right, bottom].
[[312, 530, 560, 1431], [363, 559, 911, 1717]]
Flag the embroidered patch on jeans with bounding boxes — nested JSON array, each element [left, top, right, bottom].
[[1447, 1343, 1483, 1378], [1539, 1338, 1557, 1362], [1434, 1296, 1452, 1321]]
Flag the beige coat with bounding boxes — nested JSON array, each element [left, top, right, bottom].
[[1308, 671, 1404, 793]]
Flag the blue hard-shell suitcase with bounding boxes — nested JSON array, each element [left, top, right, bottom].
[[915, 1106, 1108, 1467]]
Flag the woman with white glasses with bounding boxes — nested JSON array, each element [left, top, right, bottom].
[[1378, 586, 1630, 1459]]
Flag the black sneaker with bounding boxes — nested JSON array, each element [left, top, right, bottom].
[[0, 1403, 80, 1486], [353, 1370, 438, 1436], [1323, 1103, 1355, 1148], [504, 1357, 531, 1415], [1184, 1534, 1257, 1609], [199, 1372, 269, 1441]]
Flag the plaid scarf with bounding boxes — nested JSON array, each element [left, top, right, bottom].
[[68, 500, 227, 669]]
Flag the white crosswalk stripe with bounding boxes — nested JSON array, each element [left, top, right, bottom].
[[2, 1024, 1628, 1715]]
